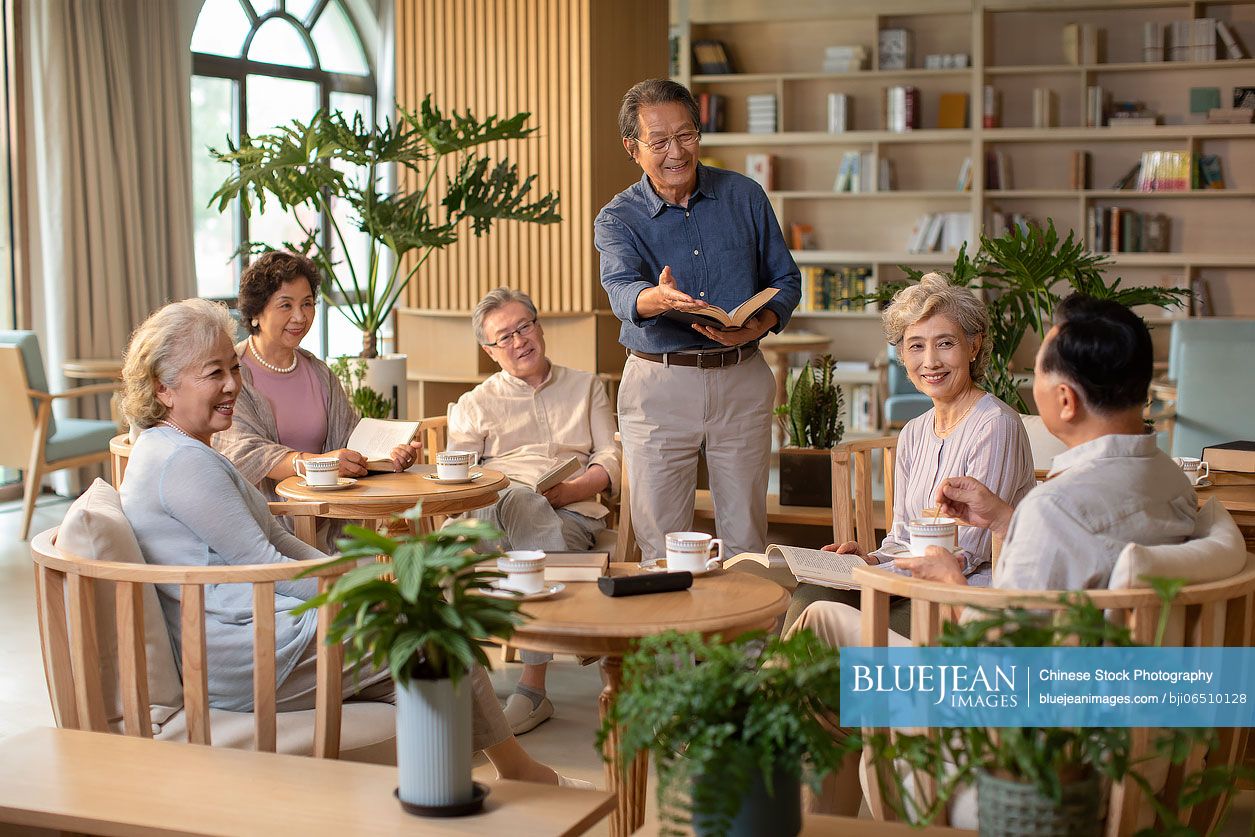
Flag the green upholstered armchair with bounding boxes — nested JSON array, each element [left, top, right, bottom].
[[0, 331, 118, 538]]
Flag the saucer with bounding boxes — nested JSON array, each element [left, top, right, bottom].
[[482, 581, 566, 601], [296, 477, 357, 491], [1194, 478, 1213, 488], [643, 563, 720, 577], [424, 472, 483, 485]]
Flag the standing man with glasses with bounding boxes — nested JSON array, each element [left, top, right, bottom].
[[447, 287, 620, 734], [595, 78, 800, 565]]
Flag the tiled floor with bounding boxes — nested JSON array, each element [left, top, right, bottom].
[[2, 491, 1252, 835]]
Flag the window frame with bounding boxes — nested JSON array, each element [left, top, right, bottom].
[[191, 0, 377, 357]]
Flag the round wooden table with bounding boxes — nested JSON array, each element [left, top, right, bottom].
[[507, 566, 790, 837], [274, 466, 510, 530]]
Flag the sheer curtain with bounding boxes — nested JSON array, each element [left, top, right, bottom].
[[21, 0, 198, 488]]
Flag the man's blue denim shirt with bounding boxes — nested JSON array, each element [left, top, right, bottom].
[[595, 164, 801, 354]]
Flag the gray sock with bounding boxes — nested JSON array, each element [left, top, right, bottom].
[[513, 683, 546, 710]]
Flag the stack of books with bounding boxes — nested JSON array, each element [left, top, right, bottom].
[[1070, 151, 1092, 190], [834, 151, 876, 193], [823, 45, 867, 72], [1136, 150, 1192, 191], [1108, 101, 1161, 127], [747, 94, 777, 133], [1032, 88, 1057, 128], [907, 213, 973, 254], [1085, 85, 1107, 127], [883, 86, 919, 132], [1146, 19, 1246, 61], [1063, 23, 1103, 64], [798, 266, 872, 312]]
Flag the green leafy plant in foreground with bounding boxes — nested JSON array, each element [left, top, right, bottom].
[[293, 507, 521, 686], [598, 629, 857, 837], [329, 355, 393, 419], [865, 578, 1252, 834]]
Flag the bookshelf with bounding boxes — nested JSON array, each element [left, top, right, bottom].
[[673, 0, 1255, 365]]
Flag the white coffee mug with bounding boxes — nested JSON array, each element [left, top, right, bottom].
[[1172, 457, 1210, 486], [907, 518, 958, 556], [436, 450, 480, 481], [294, 456, 339, 487], [665, 532, 723, 575], [497, 550, 546, 594]]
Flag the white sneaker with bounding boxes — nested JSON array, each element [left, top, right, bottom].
[[503, 692, 554, 735]]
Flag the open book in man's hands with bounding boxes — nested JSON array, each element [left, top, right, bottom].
[[345, 418, 421, 471], [661, 287, 779, 330], [525, 456, 582, 494], [726, 544, 865, 590]]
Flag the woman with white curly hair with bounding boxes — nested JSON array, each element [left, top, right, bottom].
[[782, 272, 1035, 630]]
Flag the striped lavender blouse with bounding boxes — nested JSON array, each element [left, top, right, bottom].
[[871, 393, 1036, 586]]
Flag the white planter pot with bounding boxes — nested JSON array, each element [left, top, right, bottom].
[[396, 675, 473, 807], [364, 354, 408, 419]]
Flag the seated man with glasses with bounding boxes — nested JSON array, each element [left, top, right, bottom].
[[447, 287, 621, 735]]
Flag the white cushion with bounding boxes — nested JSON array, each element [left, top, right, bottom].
[[55, 478, 183, 727], [1108, 498, 1247, 589], [155, 703, 397, 765], [1019, 414, 1068, 474]]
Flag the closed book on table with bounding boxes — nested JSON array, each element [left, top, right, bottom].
[[1202, 441, 1255, 474], [542, 552, 610, 582]]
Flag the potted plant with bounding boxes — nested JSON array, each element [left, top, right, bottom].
[[853, 219, 1189, 413], [863, 580, 1248, 833], [209, 96, 561, 415], [599, 629, 856, 837], [330, 355, 394, 420], [294, 507, 522, 814], [774, 353, 845, 507]]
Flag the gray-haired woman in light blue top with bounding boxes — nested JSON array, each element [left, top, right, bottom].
[[116, 298, 583, 786]]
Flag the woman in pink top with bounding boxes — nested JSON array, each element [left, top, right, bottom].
[[214, 252, 421, 549]]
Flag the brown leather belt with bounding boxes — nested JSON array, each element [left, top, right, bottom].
[[630, 346, 757, 369]]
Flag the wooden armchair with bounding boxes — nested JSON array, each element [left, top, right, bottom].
[[0, 337, 119, 539], [853, 552, 1255, 835], [830, 435, 898, 553]]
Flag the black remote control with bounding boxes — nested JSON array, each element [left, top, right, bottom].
[[598, 571, 693, 597]]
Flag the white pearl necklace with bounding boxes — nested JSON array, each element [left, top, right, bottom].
[[248, 335, 298, 374], [160, 419, 196, 440]]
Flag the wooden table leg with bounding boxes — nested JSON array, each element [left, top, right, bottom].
[[599, 655, 647, 836]]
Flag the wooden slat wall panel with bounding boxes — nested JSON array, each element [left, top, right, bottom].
[[396, 0, 667, 315]]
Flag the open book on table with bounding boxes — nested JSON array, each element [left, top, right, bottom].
[[345, 417, 421, 472], [522, 456, 582, 494], [661, 287, 779, 330], [725, 544, 868, 590]]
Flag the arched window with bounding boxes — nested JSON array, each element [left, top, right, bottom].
[[190, 0, 375, 358]]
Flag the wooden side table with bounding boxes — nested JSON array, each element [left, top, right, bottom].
[[0, 727, 616, 836], [508, 566, 790, 836]]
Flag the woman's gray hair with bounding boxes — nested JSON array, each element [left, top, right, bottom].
[[121, 298, 237, 429], [617, 78, 701, 140], [472, 287, 539, 345], [882, 272, 993, 384]]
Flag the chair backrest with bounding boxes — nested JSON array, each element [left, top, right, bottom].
[[109, 433, 131, 489], [830, 435, 898, 554], [0, 345, 39, 468], [30, 525, 351, 756], [853, 555, 1255, 835], [1172, 330, 1255, 458], [417, 415, 448, 464], [1167, 318, 1255, 380]]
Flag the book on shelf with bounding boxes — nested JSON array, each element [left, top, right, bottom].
[[1063, 23, 1103, 65], [1070, 151, 1092, 190], [1086, 85, 1106, 127], [661, 287, 779, 330], [745, 153, 775, 191], [746, 93, 778, 133], [729, 544, 865, 590], [878, 28, 911, 71], [907, 212, 972, 254], [798, 266, 872, 313], [1202, 441, 1255, 473], [1144, 22, 1166, 62], [988, 209, 1036, 239], [345, 418, 421, 472], [827, 93, 849, 133], [692, 39, 733, 74], [823, 45, 868, 73], [882, 85, 919, 132], [1217, 20, 1247, 59], [834, 150, 875, 193], [878, 158, 896, 192], [698, 92, 726, 133], [1208, 107, 1254, 124], [790, 222, 816, 251], [1111, 162, 1142, 190], [984, 150, 1011, 190], [982, 84, 999, 129], [1109, 115, 1161, 127], [938, 93, 968, 129], [1088, 206, 1171, 253], [1191, 275, 1214, 317], [1032, 88, 1057, 129], [1195, 153, 1226, 189], [956, 157, 973, 191], [1136, 150, 1192, 191]]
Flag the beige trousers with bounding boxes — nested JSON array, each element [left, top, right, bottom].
[[617, 351, 775, 564]]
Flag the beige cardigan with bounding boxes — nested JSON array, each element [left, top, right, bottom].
[[213, 340, 360, 548]]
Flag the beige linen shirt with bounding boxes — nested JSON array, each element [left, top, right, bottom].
[[993, 432, 1198, 590], [446, 364, 620, 519]]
